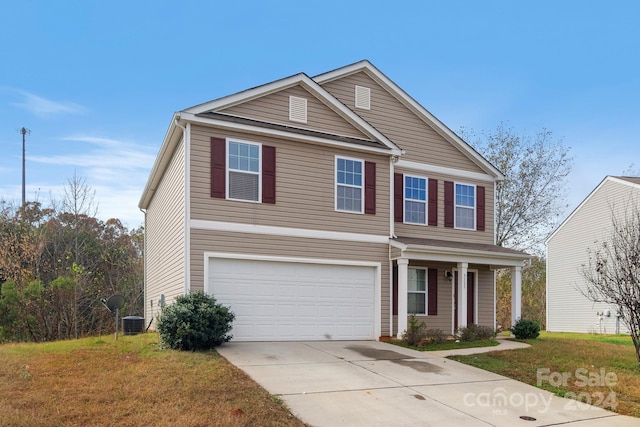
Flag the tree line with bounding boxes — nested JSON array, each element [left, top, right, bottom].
[[0, 177, 143, 342]]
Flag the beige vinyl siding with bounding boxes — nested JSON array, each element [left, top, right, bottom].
[[219, 85, 370, 139], [145, 138, 186, 325], [397, 262, 494, 335], [395, 168, 495, 245], [405, 261, 454, 333], [547, 179, 638, 333], [321, 72, 484, 172], [189, 229, 391, 336], [190, 124, 390, 236], [476, 269, 495, 328]]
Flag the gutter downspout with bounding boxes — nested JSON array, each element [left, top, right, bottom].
[[140, 207, 147, 325], [174, 117, 190, 296]]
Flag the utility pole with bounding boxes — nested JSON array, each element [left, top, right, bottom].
[[18, 127, 31, 206]]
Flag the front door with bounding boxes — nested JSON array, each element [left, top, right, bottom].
[[454, 271, 476, 331]]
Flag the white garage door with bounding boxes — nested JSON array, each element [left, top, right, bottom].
[[208, 258, 376, 341]]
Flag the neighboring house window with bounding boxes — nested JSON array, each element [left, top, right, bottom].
[[408, 268, 427, 315], [335, 156, 364, 213], [227, 140, 261, 202], [455, 183, 475, 230], [404, 175, 427, 225]]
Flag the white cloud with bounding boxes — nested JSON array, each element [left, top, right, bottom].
[[8, 89, 86, 117], [25, 134, 156, 226], [29, 135, 156, 174]]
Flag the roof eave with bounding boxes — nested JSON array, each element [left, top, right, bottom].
[[139, 113, 183, 209]]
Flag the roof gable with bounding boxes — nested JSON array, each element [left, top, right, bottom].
[[545, 175, 640, 244], [183, 73, 400, 152], [315, 61, 503, 179], [217, 84, 371, 140]]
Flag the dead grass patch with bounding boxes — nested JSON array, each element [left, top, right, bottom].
[[450, 332, 640, 417], [0, 334, 305, 427]]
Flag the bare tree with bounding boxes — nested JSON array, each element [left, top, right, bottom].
[[581, 202, 640, 365], [461, 123, 573, 254]]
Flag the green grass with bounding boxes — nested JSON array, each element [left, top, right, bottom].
[[0, 333, 305, 427], [391, 338, 499, 352], [537, 331, 634, 346], [449, 332, 640, 417]]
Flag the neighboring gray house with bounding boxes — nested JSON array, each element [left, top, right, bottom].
[[546, 176, 640, 334], [139, 60, 529, 341]]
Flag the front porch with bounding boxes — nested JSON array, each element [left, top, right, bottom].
[[390, 237, 530, 338]]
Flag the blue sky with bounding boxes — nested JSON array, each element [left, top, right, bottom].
[[1, 1, 638, 228]]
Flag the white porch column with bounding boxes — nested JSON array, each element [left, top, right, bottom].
[[396, 258, 409, 339], [511, 265, 522, 326], [457, 262, 468, 330]]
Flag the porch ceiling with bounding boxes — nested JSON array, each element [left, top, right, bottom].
[[391, 236, 530, 268]]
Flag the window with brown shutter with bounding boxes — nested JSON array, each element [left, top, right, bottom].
[[364, 161, 376, 214], [210, 137, 226, 199], [210, 137, 276, 203], [444, 181, 454, 228], [262, 146, 276, 204], [394, 173, 403, 222], [428, 268, 438, 315], [428, 178, 438, 226], [476, 185, 485, 231]]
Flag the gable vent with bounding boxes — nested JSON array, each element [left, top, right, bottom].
[[289, 96, 307, 123], [355, 85, 371, 110]]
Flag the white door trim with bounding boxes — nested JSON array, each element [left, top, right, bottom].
[[451, 268, 479, 333]]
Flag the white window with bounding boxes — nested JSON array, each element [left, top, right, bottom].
[[408, 268, 427, 315], [455, 183, 475, 230], [335, 156, 364, 213], [227, 139, 261, 202], [404, 175, 427, 225]]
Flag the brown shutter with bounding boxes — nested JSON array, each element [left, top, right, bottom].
[[364, 161, 376, 214], [476, 185, 485, 231], [392, 264, 398, 316], [262, 145, 276, 204], [444, 181, 454, 228], [211, 137, 226, 198], [428, 178, 438, 226], [428, 268, 438, 315], [394, 173, 403, 222]]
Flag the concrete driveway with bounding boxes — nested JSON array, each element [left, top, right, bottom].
[[217, 341, 638, 427]]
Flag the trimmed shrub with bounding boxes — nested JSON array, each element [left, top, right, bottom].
[[425, 328, 447, 344], [157, 291, 235, 350], [401, 314, 426, 346], [511, 318, 540, 339], [458, 323, 496, 342]]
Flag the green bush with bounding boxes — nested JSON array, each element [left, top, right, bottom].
[[458, 323, 496, 342], [425, 328, 447, 344], [157, 291, 235, 351], [511, 318, 540, 339], [401, 314, 426, 346]]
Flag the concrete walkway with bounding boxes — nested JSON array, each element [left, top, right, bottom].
[[217, 340, 638, 427]]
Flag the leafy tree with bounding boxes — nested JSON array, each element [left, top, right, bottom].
[[461, 123, 572, 254], [495, 257, 546, 330], [461, 123, 572, 331], [0, 177, 144, 342], [581, 203, 640, 366]]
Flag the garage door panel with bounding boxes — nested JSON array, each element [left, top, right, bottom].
[[209, 258, 375, 341]]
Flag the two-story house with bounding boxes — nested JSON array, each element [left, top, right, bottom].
[[139, 61, 529, 341]]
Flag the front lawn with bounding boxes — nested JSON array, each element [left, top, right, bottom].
[[0, 334, 305, 427], [449, 332, 640, 417]]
